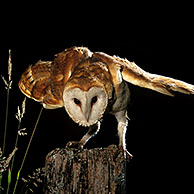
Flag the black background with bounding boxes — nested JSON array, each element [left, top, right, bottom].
[[1, 3, 194, 193]]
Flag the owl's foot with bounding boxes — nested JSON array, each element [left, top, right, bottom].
[[66, 141, 84, 149]]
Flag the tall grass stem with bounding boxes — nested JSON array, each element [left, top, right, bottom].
[[13, 107, 43, 194], [2, 49, 12, 154], [2, 90, 10, 155]]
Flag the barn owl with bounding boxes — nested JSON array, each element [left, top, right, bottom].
[[19, 46, 194, 159]]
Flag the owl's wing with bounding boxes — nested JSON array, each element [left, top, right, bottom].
[[94, 52, 194, 96], [118, 57, 194, 96], [19, 47, 93, 108], [19, 60, 64, 109]]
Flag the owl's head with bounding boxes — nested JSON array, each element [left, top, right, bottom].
[[63, 85, 108, 127]]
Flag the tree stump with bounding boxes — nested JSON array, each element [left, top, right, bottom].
[[44, 145, 127, 194]]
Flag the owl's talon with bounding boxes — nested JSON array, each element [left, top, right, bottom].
[[66, 141, 84, 149], [125, 149, 133, 161], [119, 146, 133, 161]]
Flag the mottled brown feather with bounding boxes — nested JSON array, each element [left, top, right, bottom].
[[19, 60, 52, 101], [65, 59, 113, 98]]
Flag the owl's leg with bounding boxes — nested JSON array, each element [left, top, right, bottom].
[[66, 121, 101, 149], [115, 110, 132, 159]]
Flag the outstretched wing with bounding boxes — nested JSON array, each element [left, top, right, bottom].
[[93, 52, 194, 96], [19, 47, 93, 108], [19, 60, 64, 109], [117, 57, 194, 96]]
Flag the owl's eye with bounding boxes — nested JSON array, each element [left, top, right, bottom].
[[91, 96, 98, 105], [74, 98, 81, 105]]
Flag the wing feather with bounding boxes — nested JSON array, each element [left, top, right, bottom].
[[19, 60, 52, 101], [93, 51, 194, 96], [118, 57, 194, 96], [19, 60, 64, 109]]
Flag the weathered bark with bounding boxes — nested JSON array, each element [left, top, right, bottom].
[[44, 145, 127, 194]]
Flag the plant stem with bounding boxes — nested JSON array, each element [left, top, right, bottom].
[[13, 107, 43, 194], [0, 172, 2, 194], [0, 89, 10, 194], [2, 89, 10, 154], [6, 121, 21, 194], [6, 168, 11, 194], [10, 121, 21, 172], [19, 182, 28, 194]]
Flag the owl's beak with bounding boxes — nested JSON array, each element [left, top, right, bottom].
[[81, 103, 92, 123]]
